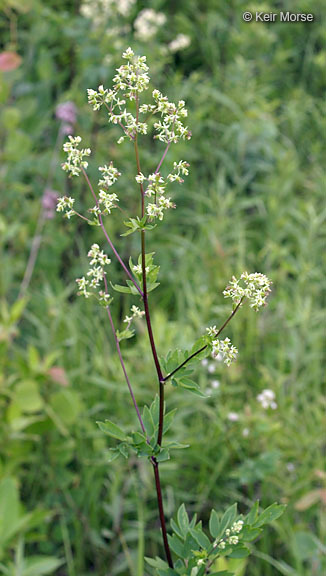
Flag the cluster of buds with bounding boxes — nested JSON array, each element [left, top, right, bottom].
[[89, 163, 121, 217], [211, 337, 238, 367], [151, 89, 191, 143], [62, 136, 91, 177], [223, 272, 272, 311], [134, 162, 190, 221], [214, 520, 244, 550], [76, 244, 111, 301]]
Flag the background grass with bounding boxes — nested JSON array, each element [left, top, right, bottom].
[[0, 0, 325, 574]]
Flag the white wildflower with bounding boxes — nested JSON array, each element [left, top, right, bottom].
[[56, 196, 76, 218], [62, 135, 91, 176], [231, 520, 243, 534], [212, 337, 238, 366], [257, 389, 277, 410], [168, 34, 191, 53], [223, 272, 272, 310], [227, 412, 239, 422], [134, 9, 166, 40]]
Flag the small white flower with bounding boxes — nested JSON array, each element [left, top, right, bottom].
[[223, 272, 272, 311], [231, 520, 243, 534], [207, 363, 216, 374], [242, 427, 249, 437], [227, 535, 239, 545], [62, 135, 91, 177], [227, 412, 239, 422], [212, 337, 238, 366], [168, 34, 191, 53], [201, 358, 208, 367], [257, 389, 277, 410], [211, 380, 220, 389]]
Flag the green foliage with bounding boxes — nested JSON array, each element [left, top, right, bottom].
[[97, 396, 187, 463], [146, 502, 286, 575]]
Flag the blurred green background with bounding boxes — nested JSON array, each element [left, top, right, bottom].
[[0, 0, 325, 574]]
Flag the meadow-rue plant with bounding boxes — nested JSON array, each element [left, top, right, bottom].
[[57, 48, 284, 574]]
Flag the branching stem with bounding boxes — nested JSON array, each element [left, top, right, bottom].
[[163, 298, 244, 382]]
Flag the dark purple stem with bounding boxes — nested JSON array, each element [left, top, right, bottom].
[[81, 167, 143, 298]]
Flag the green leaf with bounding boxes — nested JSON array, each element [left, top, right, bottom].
[[189, 525, 211, 549], [209, 509, 220, 538], [145, 556, 169, 569], [149, 395, 160, 428], [220, 503, 238, 534], [163, 408, 177, 434], [107, 449, 120, 463], [229, 545, 250, 558], [167, 534, 184, 557], [253, 503, 286, 528], [142, 405, 155, 438], [22, 556, 63, 576], [241, 526, 262, 541], [96, 420, 128, 441], [111, 283, 133, 294], [246, 501, 259, 525], [156, 448, 170, 462], [177, 504, 189, 536], [171, 518, 185, 541], [164, 441, 189, 450]]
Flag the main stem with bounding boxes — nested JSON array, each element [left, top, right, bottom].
[[134, 105, 173, 567]]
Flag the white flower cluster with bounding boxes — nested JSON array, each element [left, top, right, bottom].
[[62, 136, 91, 177], [167, 160, 190, 182], [168, 33, 191, 53], [81, 0, 135, 26], [223, 272, 272, 311], [211, 337, 238, 366], [134, 162, 189, 221], [89, 163, 121, 217], [56, 196, 75, 219], [151, 90, 191, 144], [257, 389, 277, 410], [134, 8, 166, 40], [76, 244, 111, 299], [87, 48, 151, 141], [87, 48, 191, 153], [215, 520, 244, 550], [123, 305, 145, 325]]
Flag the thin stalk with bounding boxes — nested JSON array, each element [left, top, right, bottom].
[[81, 167, 143, 298], [103, 274, 146, 435], [163, 298, 244, 382]]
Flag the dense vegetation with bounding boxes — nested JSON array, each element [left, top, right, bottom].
[[0, 0, 325, 575]]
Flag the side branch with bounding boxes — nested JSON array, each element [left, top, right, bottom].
[[162, 298, 244, 383], [103, 274, 146, 435]]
